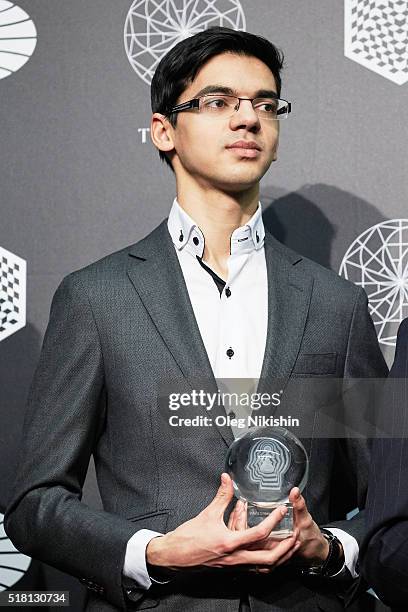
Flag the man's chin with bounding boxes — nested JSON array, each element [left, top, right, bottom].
[[213, 168, 266, 192]]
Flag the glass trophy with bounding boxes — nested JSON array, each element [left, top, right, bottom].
[[225, 427, 309, 537]]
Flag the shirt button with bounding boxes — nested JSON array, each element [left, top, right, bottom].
[[225, 287, 231, 298], [193, 236, 199, 246], [226, 347, 234, 359], [229, 411, 236, 419]]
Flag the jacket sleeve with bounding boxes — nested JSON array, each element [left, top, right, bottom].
[[323, 287, 388, 543], [4, 273, 138, 610]]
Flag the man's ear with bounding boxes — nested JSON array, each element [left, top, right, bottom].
[[150, 113, 175, 154]]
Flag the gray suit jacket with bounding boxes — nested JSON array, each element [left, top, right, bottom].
[[5, 221, 388, 611]]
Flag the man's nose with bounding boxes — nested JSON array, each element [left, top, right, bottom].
[[229, 99, 260, 130]]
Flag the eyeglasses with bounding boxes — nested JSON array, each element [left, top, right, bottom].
[[167, 94, 291, 121]]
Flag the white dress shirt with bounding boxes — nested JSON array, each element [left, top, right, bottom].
[[123, 198, 359, 588]]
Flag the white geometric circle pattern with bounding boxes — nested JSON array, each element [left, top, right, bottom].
[[339, 219, 408, 346], [0, 1, 37, 81], [0, 246, 26, 342], [0, 513, 31, 591], [344, 0, 408, 85], [124, 0, 246, 85]]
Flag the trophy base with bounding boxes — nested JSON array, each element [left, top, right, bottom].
[[247, 502, 293, 538]]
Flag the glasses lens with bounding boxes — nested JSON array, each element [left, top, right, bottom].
[[254, 99, 289, 120], [199, 95, 236, 116]]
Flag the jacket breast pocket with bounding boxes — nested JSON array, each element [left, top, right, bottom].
[[293, 353, 337, 376]]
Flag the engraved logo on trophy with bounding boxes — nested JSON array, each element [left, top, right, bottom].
[[245, 439, 291, 491]]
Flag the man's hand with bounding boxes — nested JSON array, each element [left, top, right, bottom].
[[227, 499, 301, 573], [289, 487, 330, 566], [146, 473, 299, 572], [226, 487, 331, 569]]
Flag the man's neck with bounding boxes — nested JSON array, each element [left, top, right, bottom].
[[176, 184, 259, 272]]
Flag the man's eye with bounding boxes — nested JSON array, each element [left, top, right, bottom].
[[258, 102, 277, 113], [205, 98, 227, 108]]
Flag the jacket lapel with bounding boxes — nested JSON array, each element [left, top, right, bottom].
[[126, 220, 235, 447], [257, 232, 314, 412]]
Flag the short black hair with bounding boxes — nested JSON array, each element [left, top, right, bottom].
[[150, 26, 284, 171]]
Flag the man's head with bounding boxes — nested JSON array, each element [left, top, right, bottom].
[[150, 27, 285, 192]]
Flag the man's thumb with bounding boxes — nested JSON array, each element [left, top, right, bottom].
[[211, 473, 234, 509]]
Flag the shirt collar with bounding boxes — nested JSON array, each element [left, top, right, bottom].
[[167, 198, 265, 257], [230, 202, 265, 254], [167, 198, 205, 257]]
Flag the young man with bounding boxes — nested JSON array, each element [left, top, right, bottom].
[[5, 27, 387, 611]]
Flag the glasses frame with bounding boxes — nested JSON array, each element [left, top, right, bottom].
[[167, 93, 292, 120]]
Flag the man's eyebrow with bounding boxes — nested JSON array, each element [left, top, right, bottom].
[[193, 85, 278, 98]]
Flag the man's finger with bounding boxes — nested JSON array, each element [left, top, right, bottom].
[[289, 488, 315, 532], [244, 527, 299, 551], [227, 510, 235, 531], [235, 500, 247, 531], [230, 506, 288, 547], [217, 534, 298, 566], [289, 488, 310, 521], [289, 487, 305, 511], [207, 473, 235, 516], [275, 540, 301, 566], [228, 499, 243, 530]]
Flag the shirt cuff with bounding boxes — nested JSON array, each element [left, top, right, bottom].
[[123, 529, 164, 589], [325, 527, 359, 578]]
